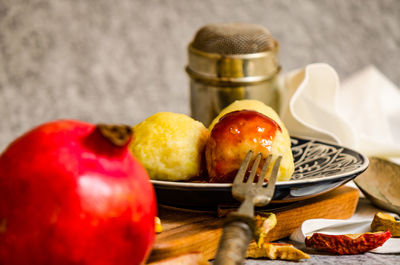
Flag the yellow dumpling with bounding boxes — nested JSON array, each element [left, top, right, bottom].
[[208, 100, 294, 181], [130, 112, 209, 181]]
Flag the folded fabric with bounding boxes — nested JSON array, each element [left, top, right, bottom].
[[289, 199, 400, 254], [281, 63, 400, 160]]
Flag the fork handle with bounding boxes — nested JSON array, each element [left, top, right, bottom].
[[213, 213, 255, 265]]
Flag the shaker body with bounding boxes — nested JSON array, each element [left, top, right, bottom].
[[190, 77, 280, 127], [187, 24, 281, 126]]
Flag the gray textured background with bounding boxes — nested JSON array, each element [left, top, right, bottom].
[[1, 0, 399, 152], [0, 1, 400, 263]]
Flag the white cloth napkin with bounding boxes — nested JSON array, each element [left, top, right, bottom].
[[281, 63, 400, 253], [280, 63, 400, 160]]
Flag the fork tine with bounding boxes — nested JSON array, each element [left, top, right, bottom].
[[233, 150, 253, 185], [257, 154, 272, 187], [246, 153, 262, 184], [264, 156, 282, 196]]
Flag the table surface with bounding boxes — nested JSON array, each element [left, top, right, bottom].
[[244, 250, 400, 265]]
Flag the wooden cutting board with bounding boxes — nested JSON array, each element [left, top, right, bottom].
[[147, 186, 359, 263]]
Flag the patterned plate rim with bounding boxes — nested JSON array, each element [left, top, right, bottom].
[[150, 136, 369, 188]]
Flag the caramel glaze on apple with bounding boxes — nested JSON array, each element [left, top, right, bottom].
[[205, 110, 282, 183]]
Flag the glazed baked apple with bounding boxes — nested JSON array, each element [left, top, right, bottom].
[[205, 102, 294, 183]]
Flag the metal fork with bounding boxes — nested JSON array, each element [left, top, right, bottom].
[[213, 150, 282, 265]]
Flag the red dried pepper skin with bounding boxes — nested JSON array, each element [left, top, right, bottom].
[[305, 230, 391, 255]]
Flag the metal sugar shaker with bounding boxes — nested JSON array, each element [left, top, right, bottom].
[[186, 23, 281, 126]]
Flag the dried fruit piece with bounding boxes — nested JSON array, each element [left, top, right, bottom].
[[155, 217, 163, 233], [305, 230, 391, 254], [254, 213, 277, 246], [147, 252, 208, 265], [371, 212, 400, 237], [247, 241, 310, 260]]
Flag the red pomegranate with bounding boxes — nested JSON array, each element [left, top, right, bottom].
[[0, 120, 156, 265]]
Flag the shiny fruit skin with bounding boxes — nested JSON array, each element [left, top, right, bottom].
[[0, 120, 156, 265], [205, 110, 281, 183]]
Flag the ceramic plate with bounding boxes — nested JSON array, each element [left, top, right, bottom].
[[151, 136, 369, 208]]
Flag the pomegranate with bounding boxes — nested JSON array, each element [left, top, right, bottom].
[[0, 120, 157, 265]]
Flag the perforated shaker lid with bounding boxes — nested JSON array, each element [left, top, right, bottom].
[[186, 23, 280, 83], [191, 23, 277, 55]]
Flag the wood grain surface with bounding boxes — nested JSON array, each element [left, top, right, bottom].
[[147, 186, 359, 263]]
